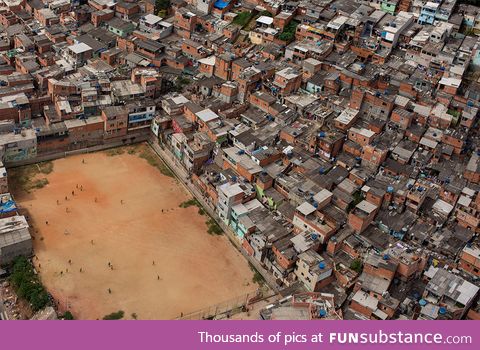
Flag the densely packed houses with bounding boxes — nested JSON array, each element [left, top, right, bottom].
[[1, 0, 480, 320]]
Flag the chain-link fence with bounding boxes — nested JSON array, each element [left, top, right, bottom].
[[175, 289, 263, 320]]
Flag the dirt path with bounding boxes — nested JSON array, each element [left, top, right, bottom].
[[12, 146, 257, 319]]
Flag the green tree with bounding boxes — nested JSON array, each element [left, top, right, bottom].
[[155, 0, 170, 12], [278, 20, 299, 43], [9, 256, 50, 312], [350, 259, 363, 273]]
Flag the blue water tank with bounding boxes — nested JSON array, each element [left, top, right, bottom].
[[383, 254, 390, 260], [419, 299, 427, 306], [313, 201, 319, 208], [319, 131, 326, 138], [319, 168, 325, 174], [319, 309, 327, 318], [439, 307, 447, 315], [311, 234, 318, 240], [319, 262, 326, 269], [387, 186, 394, 193]]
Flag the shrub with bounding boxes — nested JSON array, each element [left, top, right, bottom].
[[179, 199, 200, 208], [7, 162, 53, 193], [103, 310, 125, 320], [63, 311, 75, 320], [233, 11, 253, 27], [173, 76, 191, 92], [249, 263, 265, 285], [9, 257, 49, 312], [137, 147, 174, 177], [206, 218, 223, 235], [32, 178, 49, 189], [259, 10, 272, 17]]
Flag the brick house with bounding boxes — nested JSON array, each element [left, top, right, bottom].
[[101, 105, 128, 139], [348, 200, 378, 233], [273, 67, 302, 95], [459, 245, 480, 278]]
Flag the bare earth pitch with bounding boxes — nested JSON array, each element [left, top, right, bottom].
[[12, 146, 257, 319]]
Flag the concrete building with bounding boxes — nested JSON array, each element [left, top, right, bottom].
[[107, 17, 135, 37], [217, 182, 246, 224], [418, 2, 440, 25], [65, 43, 93, 68], [0, 215, 32, 265], [424, 267, 479, 319], [0, 128, 37, 164], [294, 250, 333, 292]]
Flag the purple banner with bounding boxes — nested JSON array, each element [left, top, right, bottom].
[[2, 321, 478, 350]]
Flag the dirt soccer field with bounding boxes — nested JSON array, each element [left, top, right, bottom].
[[11, 145, 257, 319]]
